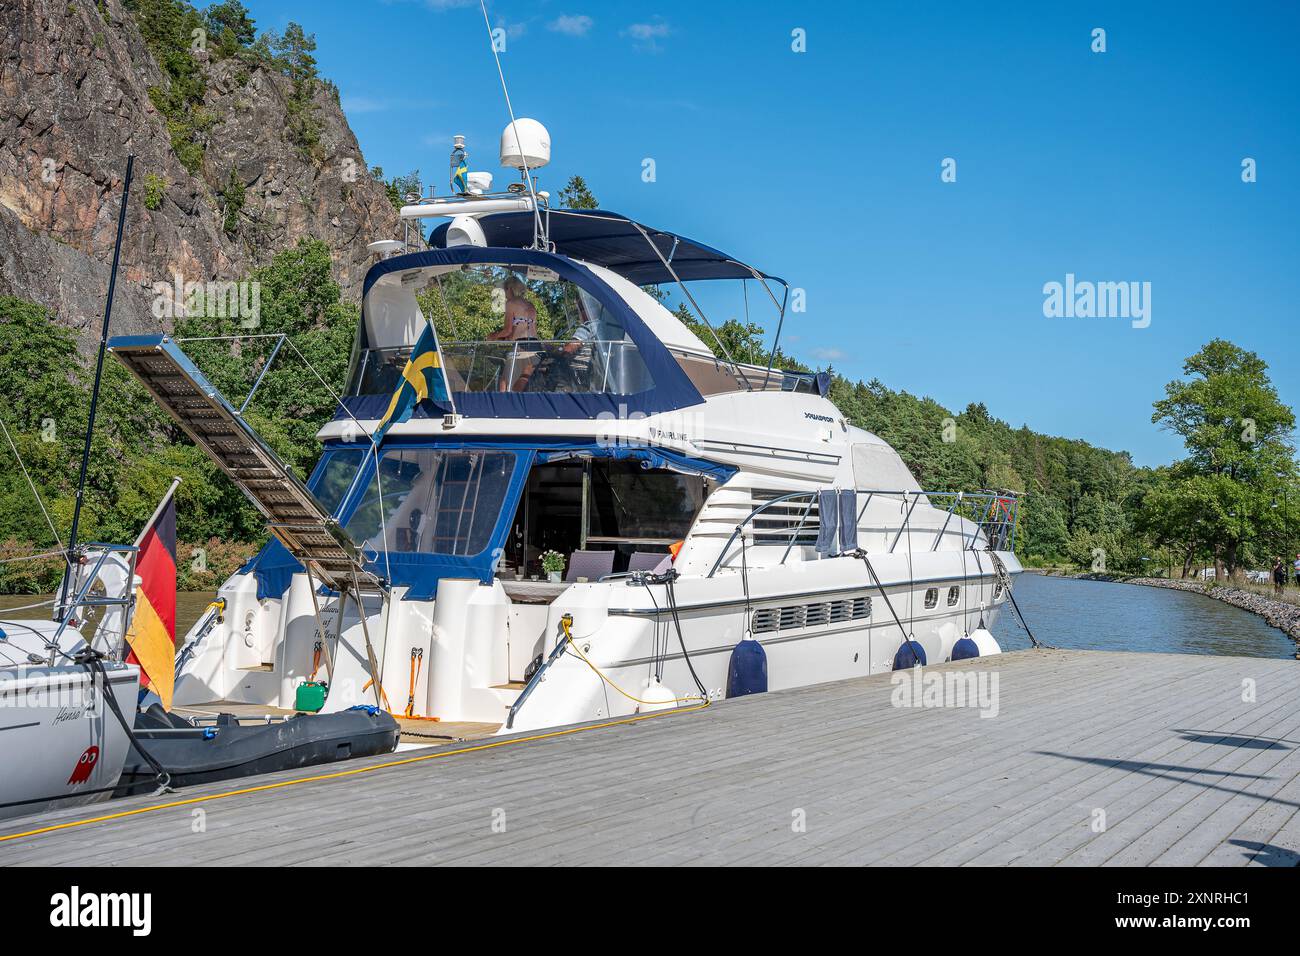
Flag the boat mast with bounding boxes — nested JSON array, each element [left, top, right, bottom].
[[58, 154, 134, 616]]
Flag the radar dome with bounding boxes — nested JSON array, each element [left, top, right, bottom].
[[499, 118, 550, 171]]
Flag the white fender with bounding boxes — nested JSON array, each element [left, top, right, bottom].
[[969, 627, 1002, 656]]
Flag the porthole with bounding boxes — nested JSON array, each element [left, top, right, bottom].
[[924, 587, 938, 609], [947, 586, 960, 606]]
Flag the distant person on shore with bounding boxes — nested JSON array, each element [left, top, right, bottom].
[[1294, 552, 1300, 588], [1274, 557, 1288, 597]]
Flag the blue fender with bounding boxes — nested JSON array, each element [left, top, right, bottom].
[[892, 640, 927, 670], [726, 637, 768, 698]]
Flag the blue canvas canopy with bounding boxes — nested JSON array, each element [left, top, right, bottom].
[[342, 244, 704, 423], [241, 439, 736, 600], [428, 209, 784, 286]]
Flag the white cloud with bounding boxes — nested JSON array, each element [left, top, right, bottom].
[[626, 20, 670, 40], [341, 95, 439, 116], [341, 96, 388, 114], [623, 18, 671, 50], [548, 14, 593, 36], [496, 18, 527, 40], [808, 347, 847, 362]]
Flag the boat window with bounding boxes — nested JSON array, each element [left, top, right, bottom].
[[947, 585, 960, 606], [354, 265, 654, 397], [587, 462, 705, 545], [344, 449, 517, 556], [924, 587, 939, 609], [310, 448, 366, 517], [499, 458, 708, 580]]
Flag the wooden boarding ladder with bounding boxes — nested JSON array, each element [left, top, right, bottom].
[[107, 335, 383, 596]]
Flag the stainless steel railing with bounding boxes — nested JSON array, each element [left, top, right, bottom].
[[707, 489, 1020, 578]]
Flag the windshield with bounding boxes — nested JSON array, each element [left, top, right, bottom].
[[344, 448, 518, 557], [352, 264, 653, 397], [310, 448, 366, 517]]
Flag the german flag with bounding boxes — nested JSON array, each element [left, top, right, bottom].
[[125, 487, 178, 710]]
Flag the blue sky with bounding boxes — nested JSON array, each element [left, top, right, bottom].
[[243, 0, 1299, 467]]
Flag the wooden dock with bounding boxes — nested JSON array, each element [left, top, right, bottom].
[[2, 649, 1298, 866]]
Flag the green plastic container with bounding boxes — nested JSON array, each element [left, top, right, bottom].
[[295, 680, 328, 713]]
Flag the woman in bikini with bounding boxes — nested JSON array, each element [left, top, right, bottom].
[[488, 275, 540, 391], [488, 275, 538, 341]]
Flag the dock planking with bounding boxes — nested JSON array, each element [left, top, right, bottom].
[[1, 649, 1297, 866]]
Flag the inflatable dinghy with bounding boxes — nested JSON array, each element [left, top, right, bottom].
[[117, 705, 401, 796]]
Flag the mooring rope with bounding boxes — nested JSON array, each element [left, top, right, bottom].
[[853, 550, 925, 662], [988, 551, 1054, 649]]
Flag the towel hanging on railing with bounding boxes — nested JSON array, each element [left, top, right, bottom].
[[815, 489, 839, 555], [838, 489, 858, 553]]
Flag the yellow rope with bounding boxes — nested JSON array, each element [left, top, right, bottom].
[[560, 616, 708, 707], [0, 700, 710, 845]]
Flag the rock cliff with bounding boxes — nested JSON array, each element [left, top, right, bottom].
[[0, 0, 401, 342]]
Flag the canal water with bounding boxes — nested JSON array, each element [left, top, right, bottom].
[[992, 573, 1296, 659], [0, 592, 221, 639], [2, 573, 1294, 659]]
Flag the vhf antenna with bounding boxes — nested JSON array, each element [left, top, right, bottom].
[[477, 0, 544, 249]]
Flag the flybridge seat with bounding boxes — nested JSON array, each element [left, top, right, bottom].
[[107, 335, 382, 595]]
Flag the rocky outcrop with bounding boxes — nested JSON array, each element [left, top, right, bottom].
[[0, 0, 401, 343], [0, 202, 156, 335]]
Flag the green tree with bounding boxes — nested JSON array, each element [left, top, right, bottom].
[[381, 170, 422, 212], [262, 22, 322, 156], [1149, 339, 1297, 579], [557, 175, 599, 209], [205, 0, 257, 55], [126, 0, 213, 172], [174, 239, 359, 536]]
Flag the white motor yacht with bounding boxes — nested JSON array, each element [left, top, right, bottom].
[[110, 122, 1021, 739]]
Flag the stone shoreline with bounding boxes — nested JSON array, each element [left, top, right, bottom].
[[1032, 569, 1300, 650]]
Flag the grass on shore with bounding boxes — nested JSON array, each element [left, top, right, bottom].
[[1213, 579, 1300, 608]]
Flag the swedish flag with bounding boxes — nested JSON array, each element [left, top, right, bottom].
[[374, 323, 450, 443], [453, 159, 469, 195]]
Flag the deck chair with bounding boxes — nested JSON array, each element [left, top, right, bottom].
[[628, 551, 672, 575], [565, 549, 615, 582]]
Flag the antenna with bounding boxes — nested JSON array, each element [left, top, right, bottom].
[[60, 153, 134, 618], [477, 0, 544, 248]]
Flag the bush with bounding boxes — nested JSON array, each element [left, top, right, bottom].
[[142, 172, 167, 210]]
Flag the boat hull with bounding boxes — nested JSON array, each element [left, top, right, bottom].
[[173, 550, 1018, 734], [0, 661, 140, 822]]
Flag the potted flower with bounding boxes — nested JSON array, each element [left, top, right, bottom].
[[540, 550, 565, 583]]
